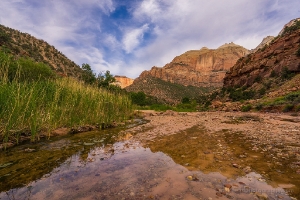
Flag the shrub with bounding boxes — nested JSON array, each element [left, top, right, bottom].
[[241, 105, 252, 112], [130, 91, 147, 106], [270, 70, 277, 77], [283, 104, 294, 112], [228, 88, 255, 101], [259, 87, 266, 96], [282, 20, 300, 35], [254, 76, 262, 83], [255, 104, 263, 111], [181, 97, 190, 104], [281, 66, 295, 80], [295, 105, 300, 112]]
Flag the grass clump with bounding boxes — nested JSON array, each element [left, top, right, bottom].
[[0, 51, 132, 145], [241, 104, 252, 112]]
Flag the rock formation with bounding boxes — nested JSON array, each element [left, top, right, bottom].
[[224, 29, 300, 88], [114, 76, 134, 88], [250, 36, 275, 53], [130, 42, 249, 89]]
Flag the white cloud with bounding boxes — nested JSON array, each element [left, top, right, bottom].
[[1, 0, 300, 79], [122, 24, 149, 53]]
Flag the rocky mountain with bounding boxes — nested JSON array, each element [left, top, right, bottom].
[[114, 76, 134, 88], [126, 75, 212, 104], [250, 36, 275, 53], [126, 43, 249, 103], [136, 42, 249, 88], [217, 19, 300, 112], [0, 24, 83, 77], [224, 29, 300, 90]]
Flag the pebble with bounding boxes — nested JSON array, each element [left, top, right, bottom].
[[232, 163, 239, 168]]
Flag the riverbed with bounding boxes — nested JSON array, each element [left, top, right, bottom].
[[0, 111, 299, 199]]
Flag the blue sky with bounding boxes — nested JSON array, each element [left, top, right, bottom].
[[0, 0, 299, 78]]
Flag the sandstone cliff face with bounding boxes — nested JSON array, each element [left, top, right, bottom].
[[278, 18, 300, 36], [224, 29, 300, 88], [114, 76, 134, 88], [136, 42, 249, 88], [250, 36, 275, 53]]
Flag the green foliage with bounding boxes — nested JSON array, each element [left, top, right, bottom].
[[261, 45, 267, 52], [149, 104, 173, 111], [0, 51, 55, 82], [81, 63, 96, 85], [284, 92, 300, 104], [226, 87, 255, 101], [254, 76, 262, 83], [295, 105, 300, 112], [255, 104, 263, 111], [0, 29, 10, 45], [181, 97, 190, 104], [130, 91, 147, 106], [281, 66, 295, 80], [283, 104, 294, 112], [241, 104, 252, 112], [0, 54, 132, 144], [258, 87, 266, 96], [282, 20, 300, 35], [97, 70, 116, 88], [175, 101, 197, 112], [270, 70, 277, 77]]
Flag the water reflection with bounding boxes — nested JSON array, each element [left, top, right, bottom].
[[0, 121, 295, 200]]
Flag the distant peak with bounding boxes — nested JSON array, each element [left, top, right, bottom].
[[200, 47, 209, 50], [217, 42, 241, 49]]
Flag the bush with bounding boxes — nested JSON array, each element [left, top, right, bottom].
[[228, 87, 255, 101], [281, 66, 295, 80], [0, 51, 56, 82], [259, 87, 266, 96], [254, 76, 262, 83], [130, 91, 147, 106], [295, 105, 300, 112], [255, 104, 263, 111], [282, 20, 300, 35], [241, 105, 252, 112], [270, 70, 277, 77], [283, 104, 294, 112], [149, 104, 172, 111], [181, 97, 190, 104]]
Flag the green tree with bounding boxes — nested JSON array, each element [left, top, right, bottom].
[[97, 70, 116, 88], [81, 63, 96, 85], [131, 91, 146, 106]]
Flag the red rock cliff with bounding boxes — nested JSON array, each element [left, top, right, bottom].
[[137, 43, 249, 88]]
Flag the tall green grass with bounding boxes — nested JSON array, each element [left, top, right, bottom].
[[0, 52, 132, 144]]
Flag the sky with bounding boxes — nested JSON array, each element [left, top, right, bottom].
[[0, 0, 299, 78]]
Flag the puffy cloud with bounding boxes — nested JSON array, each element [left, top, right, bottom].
[[1, 0, 300, 78], [122, 24, 149, 53]]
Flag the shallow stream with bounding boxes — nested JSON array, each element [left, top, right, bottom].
[[0, 120, 296, 200]]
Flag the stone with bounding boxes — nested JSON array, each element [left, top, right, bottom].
[[232, 163, 239, 168], [255, 192, 268, 200]]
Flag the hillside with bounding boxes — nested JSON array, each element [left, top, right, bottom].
[[127, 43, 249, 103], [126, 75, 212, 104], [215, 18, 300, 112], [0, 24, 83, 77]]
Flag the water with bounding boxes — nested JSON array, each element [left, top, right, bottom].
[[0, 121, 294, 200]]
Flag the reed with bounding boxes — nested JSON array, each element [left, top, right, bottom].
[[0, 52, 132, 144]]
